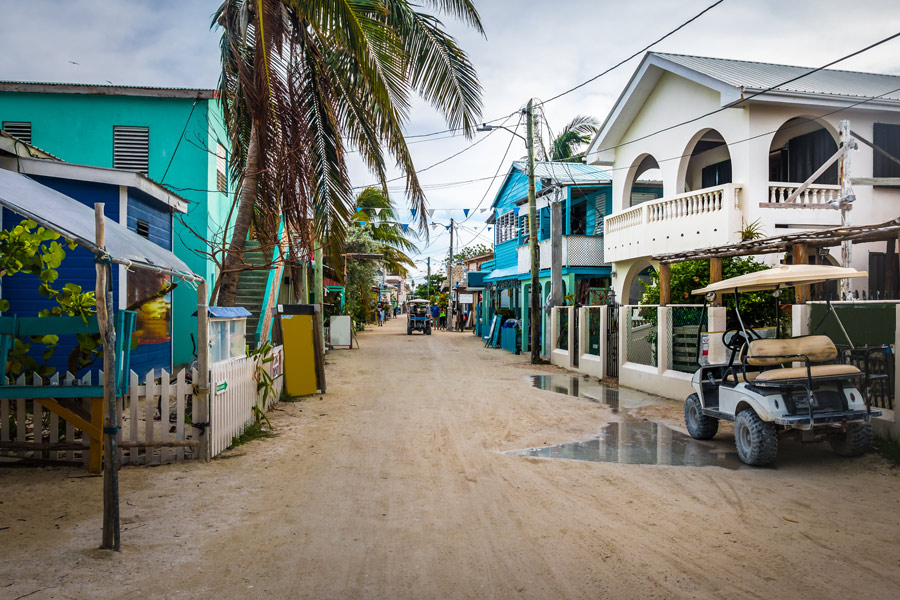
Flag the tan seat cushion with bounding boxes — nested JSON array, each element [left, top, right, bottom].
[[754, 364, 861, 382], [747, 336, 838, 367]]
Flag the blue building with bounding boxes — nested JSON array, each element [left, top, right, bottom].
[[0, 131, 188, 376], [481, 161, 662, 354]]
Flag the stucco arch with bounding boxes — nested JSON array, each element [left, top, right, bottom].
[[768, 116, 840, 184], [676, 128, 733, 193], [621, 258, 655, 305], [623, 153, 665, 208]]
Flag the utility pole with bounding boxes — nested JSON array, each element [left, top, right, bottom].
[[448, 218, 454, 331], [526, 99, 540, 363], [427, 256, 431, 301], [839, 119, 855, 299]]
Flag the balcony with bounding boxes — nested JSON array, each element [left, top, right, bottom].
[[604, 183, 743, 263], [517, 235, 606, 274]]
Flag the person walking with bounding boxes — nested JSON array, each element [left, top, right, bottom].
[[439, 307, 446, 330], [377, 307, 384, 327]]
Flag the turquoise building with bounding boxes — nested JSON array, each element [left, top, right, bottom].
[[0, 82, 234, 367], [482, 161, 662, 354]]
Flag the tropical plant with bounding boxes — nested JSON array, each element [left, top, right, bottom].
[[550, 115, 600, 162], [739, 218, 765, 242], [452, 243, 491, 265], [352, 187, 418, 278], [212, 0, 484, 306], [248, 340, 282, 427]]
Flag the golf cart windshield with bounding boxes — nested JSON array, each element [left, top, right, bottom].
[[409, 302, 429, 316]]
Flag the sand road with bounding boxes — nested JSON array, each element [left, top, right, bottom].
[[2, 316, 899, 599]]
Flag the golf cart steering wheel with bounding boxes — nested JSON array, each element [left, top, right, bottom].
[[722, 329, 748, 355]]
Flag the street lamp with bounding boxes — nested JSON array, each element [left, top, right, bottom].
[[477, 101, 540, 363]]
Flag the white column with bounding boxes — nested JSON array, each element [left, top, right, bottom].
[[792, 304, 811, 337], [618, 306, 628, 369], [599, 306, 608, 379], [657, 306, 671, 373], [566, 306, 575, 369], [708, 306, 727, 365]]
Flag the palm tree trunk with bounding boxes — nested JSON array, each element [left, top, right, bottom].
[[215, 122, 260, 307]]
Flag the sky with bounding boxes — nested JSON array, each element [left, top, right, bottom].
[[2, 0, 900, 284]]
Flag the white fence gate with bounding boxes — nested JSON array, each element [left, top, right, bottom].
[[209, 345, 284, 458]]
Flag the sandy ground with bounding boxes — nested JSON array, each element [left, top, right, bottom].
[[2, 316, 900, 599]]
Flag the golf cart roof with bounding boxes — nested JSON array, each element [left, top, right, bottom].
[[692, 264, 867, 295], [407, 299, 430, 304]]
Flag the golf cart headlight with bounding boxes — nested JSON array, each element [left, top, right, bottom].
[[705, 291, 716, 303]]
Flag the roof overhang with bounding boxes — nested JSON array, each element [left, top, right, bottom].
[[693, 264, 866, 295], [0, 168, 198, 281], [10, 157, 188, 213], [0, 81, 215, 99]]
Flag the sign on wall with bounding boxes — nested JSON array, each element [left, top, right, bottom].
[[458, 293, 474, 304]]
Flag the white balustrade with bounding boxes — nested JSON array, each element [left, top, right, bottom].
[[767, 182, 840, 206]]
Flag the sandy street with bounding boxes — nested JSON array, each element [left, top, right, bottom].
[[2, 316, 900, 600]]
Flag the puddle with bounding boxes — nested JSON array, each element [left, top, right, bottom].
[[510, 421, 743, 469], [523, 374, 742, 469]]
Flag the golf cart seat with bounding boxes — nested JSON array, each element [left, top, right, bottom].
[[744, 335, 862, 384]]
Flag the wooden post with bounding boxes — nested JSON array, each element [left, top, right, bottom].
[[709, 258, 722, 307], [96, 203, 120, 551], [196, 279, 210, 462], [793, 243, 810, 304], [658, 263, 671, 306]]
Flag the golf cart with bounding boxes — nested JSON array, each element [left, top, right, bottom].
[[407, 299, 432, 335], [684, 264, 881, 466]]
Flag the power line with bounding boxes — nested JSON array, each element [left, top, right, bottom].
[[460, 113, 524, 224]]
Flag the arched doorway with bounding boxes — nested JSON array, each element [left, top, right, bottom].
[[769, 117, 838, 185], [622, 259, 655, 305], [679, 129, 732, 193], [624, 154, 665, 208]]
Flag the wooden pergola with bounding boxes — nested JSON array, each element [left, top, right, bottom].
[[652, 217, 900, 305]]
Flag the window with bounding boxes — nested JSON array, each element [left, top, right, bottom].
[[216, 142, 228, 193], [518, 214, 529, 239], [768, 128, 837, 184], [2, 121, 32, 144], [594, 192, 607, 235], [113, 126, 149, 174], [136, 219, 150, 239], [874, 123, 900, 179], [493, 211, 518, 244]]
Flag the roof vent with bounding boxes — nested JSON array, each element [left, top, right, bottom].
[[2, 121, 32, 145], [113, 126, 149, 174]]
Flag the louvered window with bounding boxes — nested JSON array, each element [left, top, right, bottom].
[[113, 126, 149, 174], [594, 192, 607, 235], [216, 143, 228, 193], [874, 123, 900, 180], [2, 121, 32, 145], [136, 219, 150, 239]]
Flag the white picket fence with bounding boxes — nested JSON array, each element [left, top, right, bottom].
[[209, 345, 284, 458], [0, 344, 284, 466]]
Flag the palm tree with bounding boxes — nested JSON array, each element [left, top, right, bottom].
[[212, 0, 484, 306], [352, 187, 418, 277], [550, 115, 600, 162]]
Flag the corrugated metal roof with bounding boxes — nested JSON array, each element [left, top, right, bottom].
[[0, 81, 216, 99], [654, 53, 900, 102], [511, 161, 612, 183]]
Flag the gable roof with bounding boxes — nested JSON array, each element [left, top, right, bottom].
[[490, 161, 611, 209], [587, 51, 900, 164]]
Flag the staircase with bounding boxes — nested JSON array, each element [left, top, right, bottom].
[[234, 240, 272, 348]]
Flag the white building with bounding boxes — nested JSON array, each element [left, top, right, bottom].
[[587, 52, 900, 303]]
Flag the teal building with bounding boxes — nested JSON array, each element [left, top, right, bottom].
[[0, 81, 234, 367]]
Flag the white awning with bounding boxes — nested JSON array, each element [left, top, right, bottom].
[[693, 264, 866, 295], [0, 168, 199, 281]]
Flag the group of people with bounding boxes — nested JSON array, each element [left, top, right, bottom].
[[426, 304, 469, 331], [376, 304, 398, 327]]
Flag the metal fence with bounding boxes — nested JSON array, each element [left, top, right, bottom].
[[626, 306, 656, 367], [666, 305, 706, 373], [587, 307, 602, 356]]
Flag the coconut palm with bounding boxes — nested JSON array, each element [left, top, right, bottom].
[[212, 0, 484, 306], [550, 115, 600, 162], [352, 187, 418, 277]]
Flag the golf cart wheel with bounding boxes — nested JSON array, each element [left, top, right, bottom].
[[407, 326, 412, 335], [684, 393, 718, 440], [425, 326, 432, 335], [829, 423, 873, 457], [734, 409, 778, 466]]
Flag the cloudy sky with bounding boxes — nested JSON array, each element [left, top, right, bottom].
[[2, 0, 899, 281]]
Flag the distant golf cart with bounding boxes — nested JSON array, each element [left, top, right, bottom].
[[685, 264, 881, 466], [407, 299, 432, 335]]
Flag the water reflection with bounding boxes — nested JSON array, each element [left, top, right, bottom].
[[511, 421, 742, 469], [529, 374, 620, 412]]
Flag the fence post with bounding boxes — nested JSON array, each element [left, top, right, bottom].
[[598, 306, 608, 379], [657, 306, 671, 373], [792, 304, 811, 337], [550, 307, 559, 356], [618, 306, 628, 369], [577, 306, 588, 368], [566, 306, 575, 368]]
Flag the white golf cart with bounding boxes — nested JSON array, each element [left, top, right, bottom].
[[684, 264, 881, 466]]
